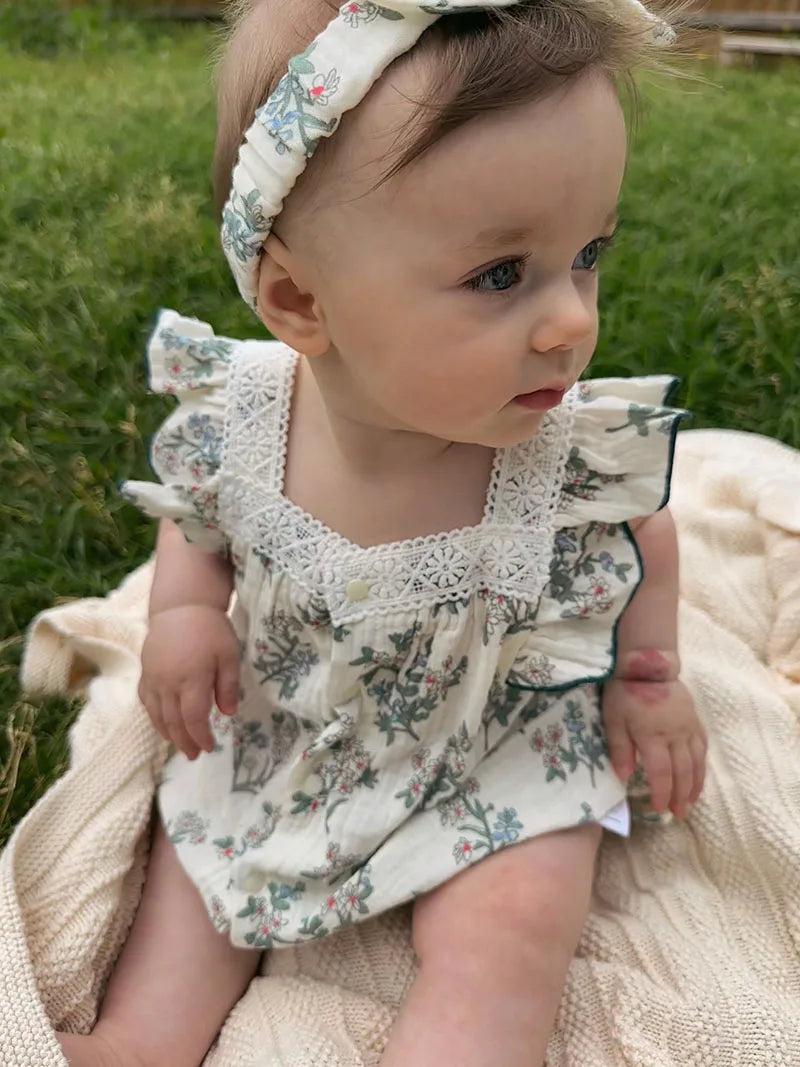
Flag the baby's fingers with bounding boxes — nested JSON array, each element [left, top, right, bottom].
[[638, 742, 673, 814], [214, 652, 240, 718], [162, 692, 201, 761], [669, 740, 694, 820], [140, 687, 170, 745], [179, 682, 217, 754], [604, 717, 636, 785], [689, 732, 707, 805]]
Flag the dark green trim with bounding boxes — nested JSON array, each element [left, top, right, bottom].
[[506, 519, 644, 694], [656, 377, 692, 512]]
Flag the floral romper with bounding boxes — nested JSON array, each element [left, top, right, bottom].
[[123, 309, 686, 949]]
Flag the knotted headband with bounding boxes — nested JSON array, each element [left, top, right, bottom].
[[221, 0, 674, 310]]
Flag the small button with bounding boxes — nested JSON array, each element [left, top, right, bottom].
[[239, 866, 267, 894], [346, 579, 371, 603]]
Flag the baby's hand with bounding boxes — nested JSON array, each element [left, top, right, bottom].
[[602, 657, 707, 820], [138, 604, 240, 760]]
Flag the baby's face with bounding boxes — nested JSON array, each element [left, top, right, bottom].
[[281, 68, 627, 449]]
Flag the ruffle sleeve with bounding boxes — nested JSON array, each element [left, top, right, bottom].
[[553, 375, 688, 526], [504, 375, 688, 692], [120, 309, 236, 553]]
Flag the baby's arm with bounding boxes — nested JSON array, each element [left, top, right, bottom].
[[138, 518, 240, 759], [601, 508, 707, 818]]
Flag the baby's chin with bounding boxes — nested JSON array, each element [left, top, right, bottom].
[[451, 414, 549, 451], [487, 409, 550, 449]]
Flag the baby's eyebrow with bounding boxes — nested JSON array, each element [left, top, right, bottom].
[[457, 210, 619, 253], [457, 226, 532, 253]]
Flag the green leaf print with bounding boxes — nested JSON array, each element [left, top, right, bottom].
[[604, 403, 673, 437], [290, 735, 378, 832], [252, 612, 319, 701], [232, 712, 303, 794], [350, 625, 467, 744], [531, 700, 607, 788], [287, 44, 316, 75], [546, 522, 633, 620]]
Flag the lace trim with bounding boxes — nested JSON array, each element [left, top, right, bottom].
[[219, 346, 576, 622]]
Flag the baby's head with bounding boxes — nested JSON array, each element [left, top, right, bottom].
[[214, 0, 670, 448]]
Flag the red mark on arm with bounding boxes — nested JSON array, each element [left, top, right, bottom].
[[621, 679, 671, 705], [623, 649, 674, 682]]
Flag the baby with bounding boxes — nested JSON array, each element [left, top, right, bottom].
[[59, 1, 707, 1065]]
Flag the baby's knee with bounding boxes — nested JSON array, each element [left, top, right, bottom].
[[412, 824, 601, 967]]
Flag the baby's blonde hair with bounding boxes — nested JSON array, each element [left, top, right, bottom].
[[213, 0, 674, 219]]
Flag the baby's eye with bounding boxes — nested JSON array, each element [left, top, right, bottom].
[[572, 236, 613, 272], [465, 256, 527, 293]]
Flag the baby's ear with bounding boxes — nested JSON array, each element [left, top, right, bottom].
[[256, 234, 330, 357]]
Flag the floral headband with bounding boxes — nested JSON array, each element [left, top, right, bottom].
[[221, 0, 674, 311]]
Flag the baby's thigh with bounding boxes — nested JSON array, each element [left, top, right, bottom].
[[412, 823, 602, 966]]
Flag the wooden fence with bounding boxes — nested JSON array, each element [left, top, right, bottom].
[[92, 0, 800, 46], [108, 0, 800, 16]]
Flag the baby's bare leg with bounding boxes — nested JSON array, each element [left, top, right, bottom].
[[381, 823, 601, 1067], [58, 817, 261, 1067]]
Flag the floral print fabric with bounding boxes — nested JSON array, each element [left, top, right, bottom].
[[123, 310, 686, 947]]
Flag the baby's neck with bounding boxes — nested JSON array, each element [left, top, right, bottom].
[[297, 352, 470, 478], [282, 354, 495, 548]]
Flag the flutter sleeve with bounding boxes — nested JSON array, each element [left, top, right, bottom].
[[553, 375, 689, 526], [505, 375, 689, 692], [121, 309, 237, 553]]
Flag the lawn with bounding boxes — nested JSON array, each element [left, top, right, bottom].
[[1, 15, 799, 845]]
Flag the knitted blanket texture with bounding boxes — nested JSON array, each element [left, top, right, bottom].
[[2, 428, 799, 1067]]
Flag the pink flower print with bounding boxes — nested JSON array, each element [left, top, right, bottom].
[[545, 724, 563, 747], [340, 892, 361, 915], [308, 69, 340, 106], [532, 729, 546, 752], [209, 707, 233, 737], [453, 837, 475, 864], [407, 774, 426, 800], [209, 895, 230, 934], [341, 2, 377, 27], [258, 907, 287, 938], [437, 796, 465, 827], [412, 748, 430, 772], [546, 752, 563, 771], [169, 810, 209, 845], [171, 363, 181, 374], [593, 578, 610, 599]]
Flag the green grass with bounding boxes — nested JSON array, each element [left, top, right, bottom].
[[1, 19, 799, 845]]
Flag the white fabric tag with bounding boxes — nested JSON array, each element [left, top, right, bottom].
[[599, 799, 631, 837]]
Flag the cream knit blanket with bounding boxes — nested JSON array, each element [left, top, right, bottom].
[[2, 428, 799, 1067]]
